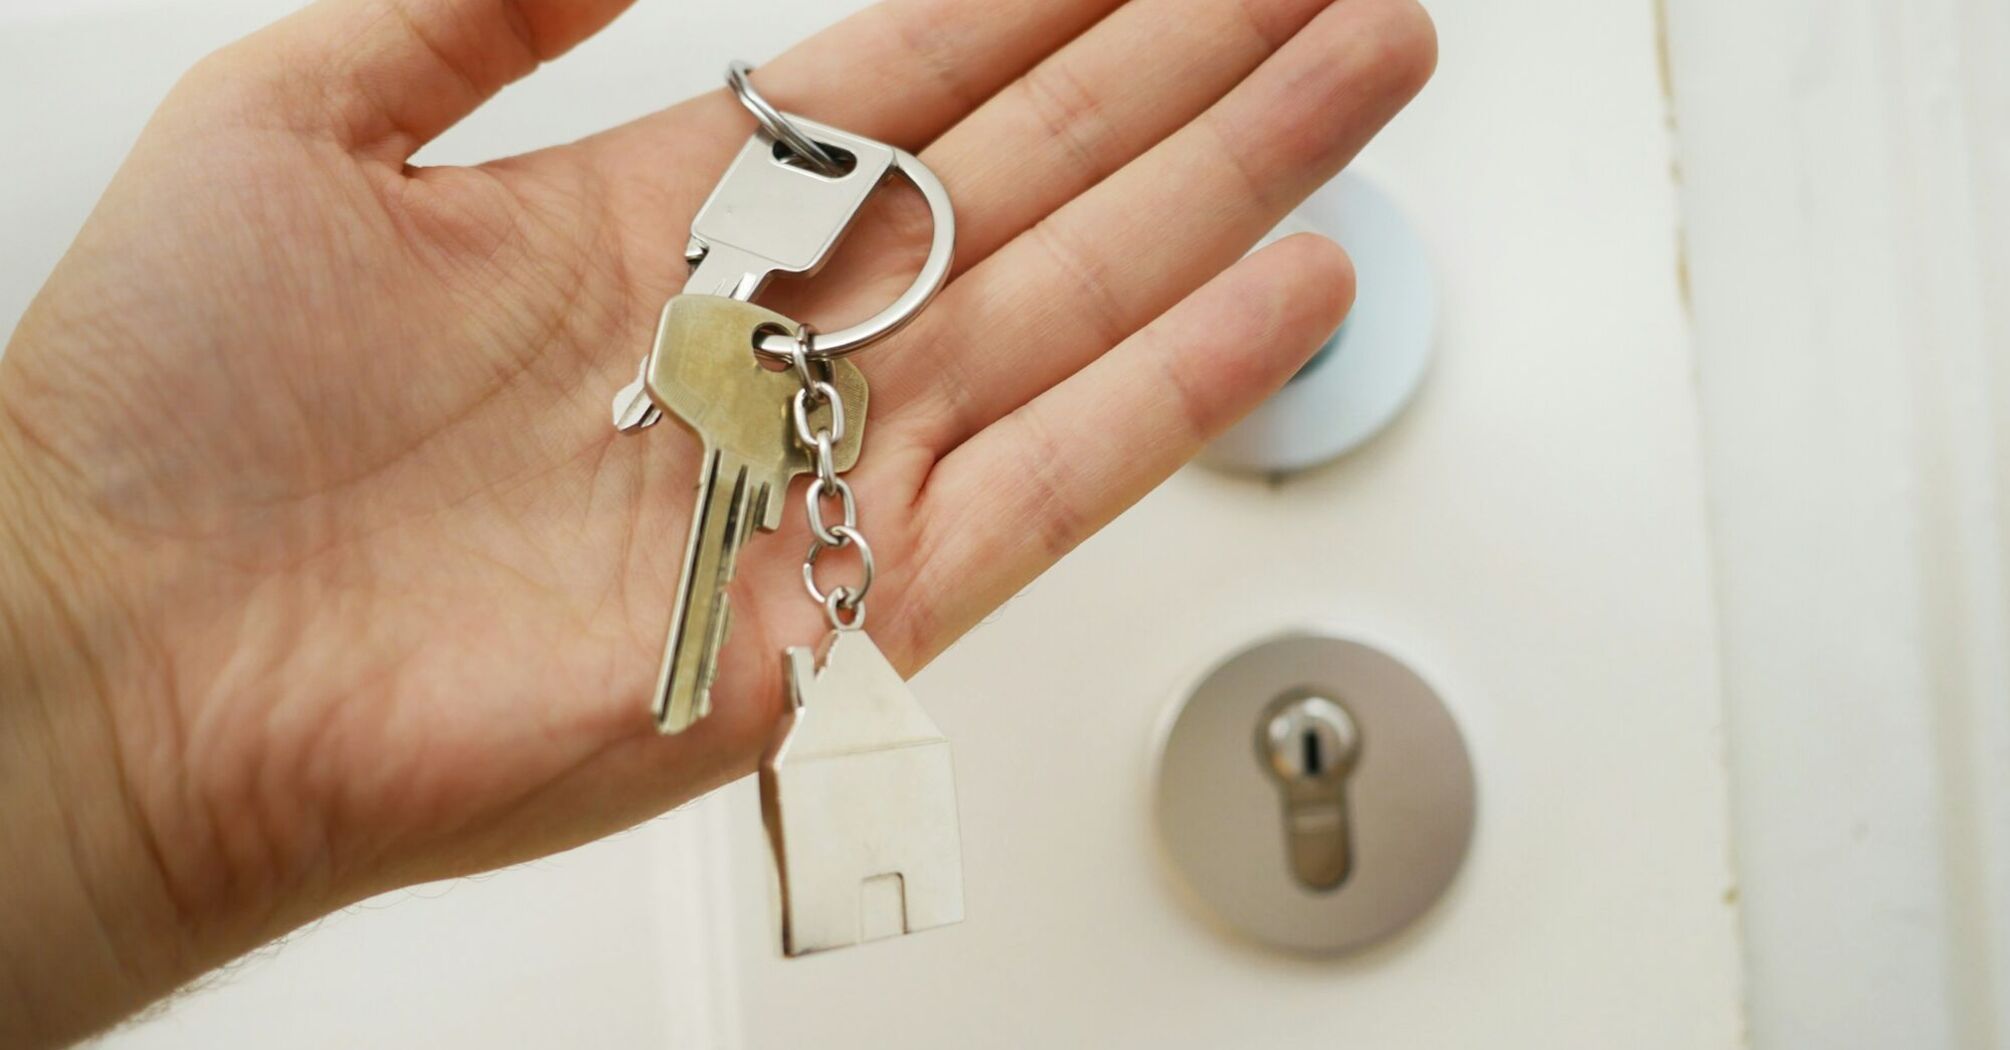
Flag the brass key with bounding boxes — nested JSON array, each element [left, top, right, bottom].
[[645, 295, 867, 733]]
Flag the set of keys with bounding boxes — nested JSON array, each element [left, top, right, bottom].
[[613, 63, 963, 956]]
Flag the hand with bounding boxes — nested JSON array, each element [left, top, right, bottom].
[[0, 0, 1433, 1041]]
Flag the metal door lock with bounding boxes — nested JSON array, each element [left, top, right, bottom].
[[1258, 693, 1362, 891], [1156, 634, 1475, 955]]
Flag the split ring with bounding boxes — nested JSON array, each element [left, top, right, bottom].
[[725, 61, 844, 177]]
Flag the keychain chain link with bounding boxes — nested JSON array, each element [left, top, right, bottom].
[[789, 326, 874, 631]]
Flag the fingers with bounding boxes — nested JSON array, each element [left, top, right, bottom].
[[748, 0, 1341, 330], [884, 0, 1435, 450], [896, 235, 1354, 662], [921, 0, 1341, 277], [569, 0, 1128, 327], [583, 0, 1126, 175], [202, 0, 636, 161], [739, 0, 1127, 151]]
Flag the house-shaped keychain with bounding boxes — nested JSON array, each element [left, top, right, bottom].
[[760, 629, 965, 956]]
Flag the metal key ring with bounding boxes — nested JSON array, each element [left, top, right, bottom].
[[750, 141, 956, 362], [725, 61, 845, 178]]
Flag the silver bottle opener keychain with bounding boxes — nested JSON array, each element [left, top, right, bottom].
[[615, 62, 963, 957]]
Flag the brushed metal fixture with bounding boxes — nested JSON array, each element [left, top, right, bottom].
[[1156, 633, 1475, 954]]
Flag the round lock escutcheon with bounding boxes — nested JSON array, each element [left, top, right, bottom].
[[1198, 174, 1437, 475], [1154, 634, 1475, 955]]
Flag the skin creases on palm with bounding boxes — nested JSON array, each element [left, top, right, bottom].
[[8, 86, 965, 929]]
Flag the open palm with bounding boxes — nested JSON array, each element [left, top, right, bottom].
[[0, 0, 1431, 968]]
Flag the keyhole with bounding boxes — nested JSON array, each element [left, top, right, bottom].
[[1302, 728, 1325, 776], [1257, 693, 1362, 892]]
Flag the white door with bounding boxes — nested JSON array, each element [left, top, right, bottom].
[[4, 0, 2000, 1047], [672, 0, 1745, 1043]]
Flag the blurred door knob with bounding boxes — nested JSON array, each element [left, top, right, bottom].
[[1201, 173, 1437, 475]]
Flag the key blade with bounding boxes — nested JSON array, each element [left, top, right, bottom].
[[655, 448, 768, 733], [644, 296, 872, 733]]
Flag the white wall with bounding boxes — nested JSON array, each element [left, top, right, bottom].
[[1664, 1, 2010, 1046]]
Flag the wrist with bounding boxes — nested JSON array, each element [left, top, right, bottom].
[[0, 411, 194, 1047]]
